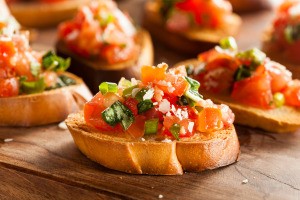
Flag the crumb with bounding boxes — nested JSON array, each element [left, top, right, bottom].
[[158, 194, 163, 199], [141, 138, 145, 142], [58, 121, 68, 130], [119, 177, 123, 179], [253, 177, 255, 179], [4, 138, 13, 143], [151, 186, 154, 189], [242, 179, 248, 184]]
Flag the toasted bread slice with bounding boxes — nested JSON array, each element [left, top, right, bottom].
[[175, 59, 300, 133], [143, 1, 241, 55], [0, 72, 92, 127], [56, 29, 154, 94], [7, 0, 90, 28], [65, 112, 240, 175]]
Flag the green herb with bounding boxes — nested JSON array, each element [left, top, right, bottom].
[[118, 78, 132, 89], [20, 77, 46, 94], [185, 76, 200, 90], [183, 76, 203, 106], [144, 118, 159, 135], [185, 64, 194, 76], [170, 123, 180, 141], [234, 65, 253, 81], [184, 89, 203, 102], [273, 92, 285, 107], [236, 48, 266, 67], [138, 99, 153, 114], [284, 24, 300, 44], [99, 82, 118, 95], [101, 101, 134, 130], [122, 85, 138, 97], [100, 13, 115, 27], [30, 62, 41, 77], [42, 51, 71, 72], [177, 96, 189, 106], [135, 88, 148, 102], [220, 37, 238, 50]]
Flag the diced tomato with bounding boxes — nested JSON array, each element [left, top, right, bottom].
[[126, 115, 145, 139], [231, 72, 273, 109], [141, 65, 167, 84], [58, 22, 80, 39], [265, 61, 292, 93], [196, 107, 223, 132], [162, 93, 178, 105], [144, 107, 164, 122], [0, 77, 19, 97], [163, 115, 193, 138], [42, 71, 58, 88], [123, 98, 139, 116], [0, 38, 15, 64], [282, 80, 300, 107], [169, 65, 187, 76], [84, 92, 122, 132], [155, 74, 189, 96], [101, 43, 136, 64]]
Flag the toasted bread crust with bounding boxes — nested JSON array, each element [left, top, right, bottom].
[[143, 1, 241, 55], [56, 29, 153, 94], [8, 0, 90, 28], [65, 113, 240, 175], [175, 59, 300, 133], [0, 72, 92, 127]]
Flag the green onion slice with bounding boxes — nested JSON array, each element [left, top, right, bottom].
[[220, 37, 238, 50], [20, 77, 46, 94], [42, 51, 70, 72], [236, 48, 266, 67], [122, 85, 138, 97], [144, 118, 159, 135], [170, 123, 180, 141], [99, 82, 118, 95]]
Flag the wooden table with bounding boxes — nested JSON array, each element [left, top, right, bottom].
[[1, 1, 300, 199]]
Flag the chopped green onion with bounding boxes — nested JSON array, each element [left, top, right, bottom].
[[273, 92, 285, 107], [185, 76, 200, 90], [99, 82, 118, 95], [42, 51, 71, 72], [236, 48, 266, 67], [170, 123, 180, 141], [122, 85, 138, 97], [99, 13, 115, 27], [234, 65, 253, 81], [184, 89, 203, 103], [284, 24, 300, 44], [135, 88, 148, 102], [20, 77, 46, 94], [118, 77, 132, 89], [220, 36, 238, 50], [101, 101, 134, 130], [30, 62, 41, 77], [138, 99, 153, 114], [144, 118, 159, 135]]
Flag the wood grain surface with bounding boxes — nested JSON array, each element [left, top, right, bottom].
[[1, 0, 300, 199]]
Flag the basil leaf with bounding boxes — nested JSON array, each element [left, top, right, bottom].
[[170, 123, 180, 141], [138, 99, 153, 114], [135, 88, 148, 102], [234, 65, 253, 81], [42, 51, 71, 72]]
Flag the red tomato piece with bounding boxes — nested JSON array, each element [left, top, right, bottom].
[[0, 77, 19, 97], [126, 115, 146, 139], [231, 72, 273, 109], [123, 98, 139, 116], [141, 65, 167, 84], [196, 107, 223, 132], [283, 80, 300, 107]]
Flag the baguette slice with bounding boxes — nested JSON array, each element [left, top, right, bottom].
[[143, 1, 241, 55], [7, 0, 90, 28], [0, 72, 92, 127], [66, 112, 240, 175], [56, 29, 154, 94], [176, 59, 300, 133]]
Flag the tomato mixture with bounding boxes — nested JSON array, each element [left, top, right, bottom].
[[194, 37, 300, 109], [266, 0, 300, 63], [159, 0, 233, 32], [84, 63, 235, 140], [58, 1, 138, 64], [0, 33, 72, 97]]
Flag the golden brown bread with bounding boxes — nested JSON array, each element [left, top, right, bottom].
[[0, 72, 92, 127], [175, 59, 300, 133], [65, 112, 240, 175], [143, 1, 241, 55], [56, 29, 154, 94], [7, 0, 90, 28]]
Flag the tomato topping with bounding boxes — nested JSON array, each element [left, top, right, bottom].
[[0, 77, 19, 97], [283, 80, 300, 107], [196, 107, 223, 132], [123, 98, 139, 116], [141, 65, 167, 84]]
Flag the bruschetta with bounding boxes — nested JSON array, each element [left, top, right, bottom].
[[56, 0, 154, 94], [143, 0, 241, 54], [176, 37, 300, 133], [0, 32, 92, 127], [5, 0, 90, 28], [263, 0, 300, 77], [65, 63, 240, 175], [0, 0, 20, 35]]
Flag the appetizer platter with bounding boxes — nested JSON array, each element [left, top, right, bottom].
[[0, 0, 299, 199]]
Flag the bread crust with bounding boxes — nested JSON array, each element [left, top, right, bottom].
[[7, 0, 90, 28], [65, 113, 240, 175], [56, 29, 154, 93], [175, 59, 300, 133], [143, 1, 241, 55], [0, 72, 92, 127]]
